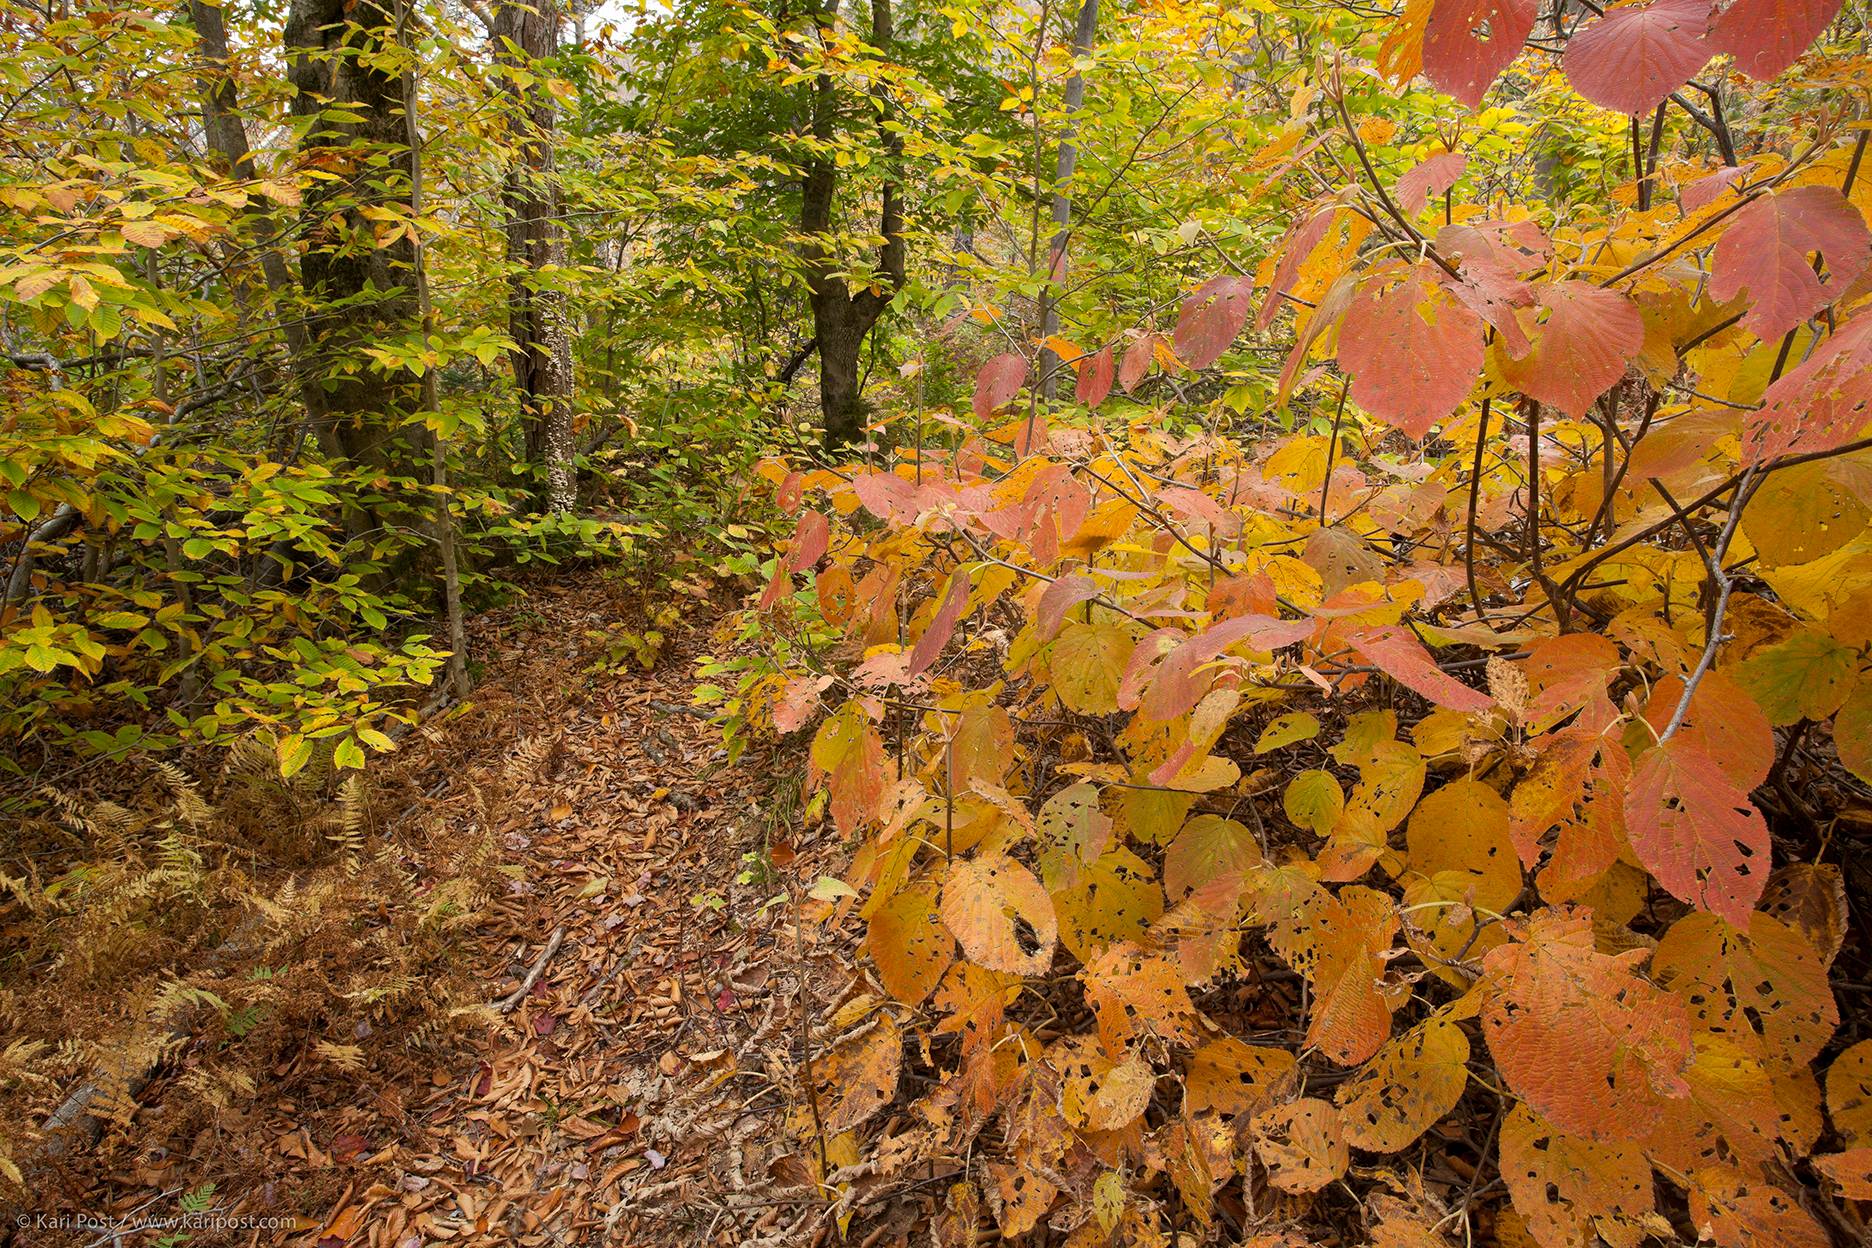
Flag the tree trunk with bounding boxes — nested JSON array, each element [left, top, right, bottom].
[[394, 0, 471, 699], [285, 0, 421, 489], [189, 0, 330, 455], [799, 0, 903, 452], [1037, 0, 1100, 400], [493, 0, 576, 513], [816, 311, 866, 447]]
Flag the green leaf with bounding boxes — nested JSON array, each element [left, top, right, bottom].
[[8, 490, 40, 521], [278, 734, 313, 779], [1736, 630, 1860, 725], [1283, 768, 1344, 836], [355, 725, 396, 752], [91, 611, 148, 630]]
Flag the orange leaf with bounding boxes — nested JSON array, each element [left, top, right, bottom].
[[1481, 907, 1692, 1140], [941, 854, 1058, 976]]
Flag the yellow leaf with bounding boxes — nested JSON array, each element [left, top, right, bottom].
[[1251, 1098, 1347, 1193]]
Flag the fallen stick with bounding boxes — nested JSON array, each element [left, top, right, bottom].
[[493, 925, 567, 1013]]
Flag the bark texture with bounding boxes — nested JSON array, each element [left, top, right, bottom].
[[190, 0, 328, 453], [494, 0, 576, 513], [800, 0, 904, 450], [285, 0, 421, 481]]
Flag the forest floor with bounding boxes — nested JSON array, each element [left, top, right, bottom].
[[25, 575, 891, 1248]]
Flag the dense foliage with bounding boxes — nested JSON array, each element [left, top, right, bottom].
[[714, 3, 1872, 1245], [5, 0, 1872, 1241]]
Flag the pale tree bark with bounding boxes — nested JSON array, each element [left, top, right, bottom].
[[187, 0, 330, 453], [1036, 0, 1100, 400], [394, 0, 472, 698], [800, 0, 905, 450], [493, 0, 576, 513]]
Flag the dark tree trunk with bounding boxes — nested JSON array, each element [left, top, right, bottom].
[[816, 314, 866, 446], [493, 0, 576, 512], [799, 0, 903, 452], [285, 0, 422, 487]]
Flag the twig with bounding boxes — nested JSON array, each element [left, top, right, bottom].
[[1658, 467, 1761, 742], [493, 925, 567, 1013], [1464, 398, 1494, 626], [1319, 377, 1348, 525]]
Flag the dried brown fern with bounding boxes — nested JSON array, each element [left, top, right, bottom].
[[0, 732, 502, 1198]]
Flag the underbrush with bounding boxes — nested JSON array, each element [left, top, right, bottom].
[[0, 733, 511, 1212], [723, 411, 1872, 1247]]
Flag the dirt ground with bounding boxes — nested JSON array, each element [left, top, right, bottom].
[[8, 576, 878, 1248]]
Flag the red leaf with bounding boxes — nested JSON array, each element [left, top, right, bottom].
[[908, 571, 969, 677], [1624, 736, 1771, 928], [776, 471, 803, 515], [1338, 262, 1486, 438], [1682, 164, 1746, 215], [757, 561, 791, 610], [1423, 0, 1539, 107], [1397, 152, 1467, 217], [1642, 669, 1774, 791], [852, 469, 919, 523], [786, 509, 829, 572], [1481, 908, 1693, 1139], [1173, 275, 1256, 370], [972, 352, 1028, 419], [1436, 217, 1553, 274], [1710, 185, 1871, 341], [1520, 632, 1623, 727], [1562, 0, 1712, 115], [1259, 205, 1338, 329], [1745, 310, 1872, 464], [1349, 626, 1494, 712], [1705, 0, 1842, 79], [1442, 257, 1536, 356], [1496, 281, 1643, 418], [1137, 615, 1314, 721], [1157, 485, 1241, 537], [1076, 344, 1115, 408], [1037, 573, 1100, 640], [1120, 333, 1157, 392]]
